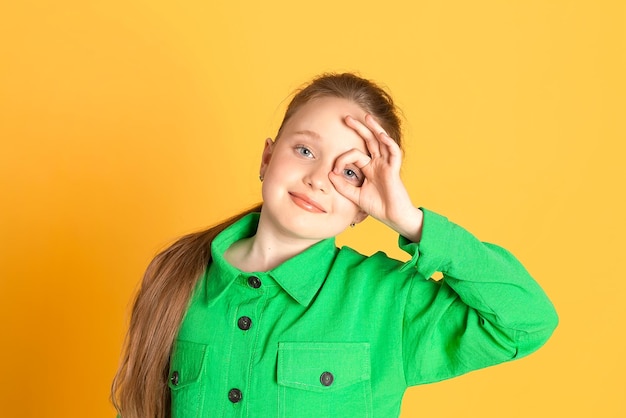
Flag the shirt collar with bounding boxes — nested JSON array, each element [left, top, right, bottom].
[[209, 212, 338, 307]]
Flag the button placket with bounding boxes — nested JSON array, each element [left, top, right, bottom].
[[224, 275, 265, 410]]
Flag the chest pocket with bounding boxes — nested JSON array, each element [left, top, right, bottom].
[[277, 342, 372, 418], [168, 340, 207, 418]]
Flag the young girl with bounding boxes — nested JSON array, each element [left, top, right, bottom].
[[112, 73, 558, 417]]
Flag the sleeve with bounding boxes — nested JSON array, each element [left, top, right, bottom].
[[401, 208, 558, 386]]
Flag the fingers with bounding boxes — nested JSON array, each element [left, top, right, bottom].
[[331, 148, 371, 189], [333, 148, 372, 172], [345, 115, 401, 163], [345, 115, 382, 158], [328, 170, 360, 205], [363, 114, 402, 163], [364, 114, 388, 139]]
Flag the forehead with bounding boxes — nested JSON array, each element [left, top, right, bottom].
[[280, 97, 368, 152]]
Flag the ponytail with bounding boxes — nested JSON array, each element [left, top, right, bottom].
[[112, 72, 402, 417], [111, 204, 262, 418]]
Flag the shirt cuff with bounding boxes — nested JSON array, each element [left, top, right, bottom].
[[398, 208, 454, 278]]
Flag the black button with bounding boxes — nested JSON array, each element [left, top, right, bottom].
[[320, 371, 334, 386], [170, 371, 179, 386], [237, 316, 252, 330], [248, 276, 261, 289], [228, 388, 243, 403]]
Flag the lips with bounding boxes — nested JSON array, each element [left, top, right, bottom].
[[288, 192, 327, 213]]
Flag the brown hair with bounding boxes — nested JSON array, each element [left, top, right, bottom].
[[111, 73, 402, 418], [277, 72, 403, 148]]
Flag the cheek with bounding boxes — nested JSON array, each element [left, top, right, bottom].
[[265, 159, 289, 181], [332, 193, 360, 214]]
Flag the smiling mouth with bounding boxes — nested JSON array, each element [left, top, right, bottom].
[[288, 192, 327, 213]]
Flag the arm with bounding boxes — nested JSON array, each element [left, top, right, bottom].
[[400, 208, 558, 385], [330, 114, 558, 385]]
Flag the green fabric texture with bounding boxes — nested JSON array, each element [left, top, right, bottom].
[[170, 209, 558, 417]]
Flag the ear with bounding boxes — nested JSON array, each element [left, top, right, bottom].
[[352, 210, 368, 225], [259, 137, 275, 179]]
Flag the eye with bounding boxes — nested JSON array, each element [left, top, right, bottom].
[[295, 145, 314, 159], [343, 168, 364, 186]]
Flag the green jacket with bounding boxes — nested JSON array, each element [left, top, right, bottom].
[[169, 209, 558, 417]]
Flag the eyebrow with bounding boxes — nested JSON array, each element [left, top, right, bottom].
[[293, 130, 321, 140]]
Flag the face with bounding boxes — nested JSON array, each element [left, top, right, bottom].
[[258, 96, 369, 242]]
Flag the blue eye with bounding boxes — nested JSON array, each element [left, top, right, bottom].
[[343, 168, 364, 186], [295, 146, 314, 158]]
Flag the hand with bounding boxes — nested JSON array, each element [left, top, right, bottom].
[[329, 114, 423, 242]]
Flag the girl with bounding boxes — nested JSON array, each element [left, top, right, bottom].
[[112, 73, 558, 417]]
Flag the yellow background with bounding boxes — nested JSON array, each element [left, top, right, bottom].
[[1, 0, 624, 416]]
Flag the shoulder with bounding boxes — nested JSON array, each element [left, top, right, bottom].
[[327, 245, 441, 306], [334, 245, 407, 276]]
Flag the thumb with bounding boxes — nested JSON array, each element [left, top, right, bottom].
[[329, 171, 360, 206]]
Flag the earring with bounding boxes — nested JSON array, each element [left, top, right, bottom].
[[350, 222, 356, 228], [259, 175, 264, 182]]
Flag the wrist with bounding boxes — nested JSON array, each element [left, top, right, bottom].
[[388, 206, 424, 243]]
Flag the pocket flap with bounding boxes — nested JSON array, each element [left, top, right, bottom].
[[168, 340, 207, 390], [277, 342, 370, 392]]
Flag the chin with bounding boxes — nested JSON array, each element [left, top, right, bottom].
[[283, 220, 341, 241]]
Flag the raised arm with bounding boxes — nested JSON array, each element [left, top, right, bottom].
[[400, 209, 558, 385], [330, 114, 558, 385]]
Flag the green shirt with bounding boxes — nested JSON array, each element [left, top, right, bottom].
[[169, 209, 558, 417]]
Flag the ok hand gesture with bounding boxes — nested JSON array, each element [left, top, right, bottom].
[[329, 115, 423, 242]]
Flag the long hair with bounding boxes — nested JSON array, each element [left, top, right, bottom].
[[111, 73, 402, 418], [110, 205, 261, 417]]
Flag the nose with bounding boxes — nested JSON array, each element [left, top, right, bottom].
[[304, 163, 331, 193]]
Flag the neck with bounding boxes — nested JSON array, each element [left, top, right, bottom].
[[223, 213, 322, 272]]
